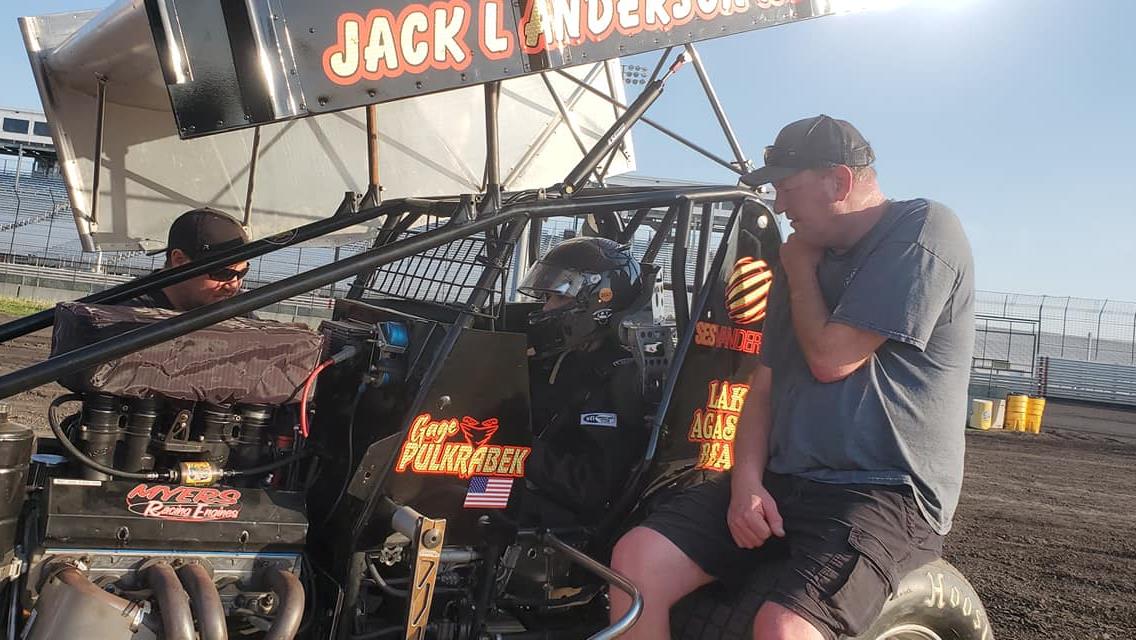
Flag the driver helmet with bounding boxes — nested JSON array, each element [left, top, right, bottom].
[[519, 237, 644, 358]]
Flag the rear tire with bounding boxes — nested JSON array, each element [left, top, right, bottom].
[[670, 558, 993, 640]]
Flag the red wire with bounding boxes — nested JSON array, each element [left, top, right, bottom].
[[300, 358, 336, 438]]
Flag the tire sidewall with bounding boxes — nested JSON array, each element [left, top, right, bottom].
[[850, 558, 994, 640]]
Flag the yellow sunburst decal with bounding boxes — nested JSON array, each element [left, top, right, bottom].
[[725, 257, 772, 325]]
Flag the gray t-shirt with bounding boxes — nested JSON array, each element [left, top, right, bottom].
[[759, 198, 975, 534]]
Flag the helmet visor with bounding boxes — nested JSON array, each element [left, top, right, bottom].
[[518, 263, 591, 300]]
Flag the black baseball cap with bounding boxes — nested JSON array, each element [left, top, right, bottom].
[[162, 208, 249, 259], [740, 115, 875, 187]]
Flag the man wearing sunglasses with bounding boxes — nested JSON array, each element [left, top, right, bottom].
[[609, 115, 975, 640], [126, 207, 251, 312]]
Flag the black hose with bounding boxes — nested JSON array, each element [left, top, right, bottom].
[[5, 574, 16, 639], [317, 381, 367, 527], [222, 448, 314, 479], [262, 568, 304, 640], [364, 561, 407, 598], [362, 558, 462, 600], [176, 563, 227, 640], [49, 394, 170, 482], [144, 562, 196, 640]]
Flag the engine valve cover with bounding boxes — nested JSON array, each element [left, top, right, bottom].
[[39, 479, 307, 552]]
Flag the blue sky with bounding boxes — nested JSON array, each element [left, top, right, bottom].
[[3, 0, 1134, 300]]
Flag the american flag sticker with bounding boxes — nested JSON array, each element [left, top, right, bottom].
[[463, 476, 513, 509]]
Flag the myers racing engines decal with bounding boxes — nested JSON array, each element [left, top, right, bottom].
[[126, 485, 243, 522]]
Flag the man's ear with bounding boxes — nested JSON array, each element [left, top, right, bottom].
[[168, 248, 191, 267], [830, 165, 854, 203]]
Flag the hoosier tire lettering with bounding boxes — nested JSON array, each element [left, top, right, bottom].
[[924, 569, 993, 639]]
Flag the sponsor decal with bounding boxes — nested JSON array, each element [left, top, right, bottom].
[[464, 476, 514, 508], [694, 321, 763, 354], [323, 0, 474, 86], [520, 0, 783, 52], [580, 412, 618, 428], [924, 571, 992, 640], [126, 485, 243, 523], [725, 257, 772, 325], [180, 461, 219, 487], [687, 379, 749, 471], [322, 0, 803, 84], [396, 413, 531, 479], [52, 478, 102, 487]]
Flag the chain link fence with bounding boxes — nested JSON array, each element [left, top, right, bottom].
[[971, 292, 1136, 404], [975, 291, 1136, 366]]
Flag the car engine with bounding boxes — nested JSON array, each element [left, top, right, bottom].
[[3, 302, 336, 639]]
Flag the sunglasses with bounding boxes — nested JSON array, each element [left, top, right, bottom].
[[207, 265, 250, 282]]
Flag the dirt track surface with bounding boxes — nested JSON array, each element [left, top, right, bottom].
[[946, 428, 1136, 640], [0, 319, 65, 433], [0, 315, 1133, 639]]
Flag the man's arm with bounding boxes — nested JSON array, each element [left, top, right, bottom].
[[732, 364, 772, 487], [781, 237, 885, 384], [727, 364, 784, 548]]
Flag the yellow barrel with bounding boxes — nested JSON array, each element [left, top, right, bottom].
[[969, 399, 993, 430], [1025, 396, 1046, 433], [1005, 394, 1029, 432]]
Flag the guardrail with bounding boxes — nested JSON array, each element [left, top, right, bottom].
[[1039, 356, 1136, 407], [968, 370, 1040, 397]]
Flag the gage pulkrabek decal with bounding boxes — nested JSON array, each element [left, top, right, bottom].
[[126, 485, 243, 522], [396, 413, 531, 479]]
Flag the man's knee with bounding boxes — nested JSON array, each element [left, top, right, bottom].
[[610, 527, 665, 580], [752, 601, 827, 640], [611, 526, 711, 604]]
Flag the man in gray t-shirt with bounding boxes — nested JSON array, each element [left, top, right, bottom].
[[609, 115, 975, 640], [762, 194, 975, 535]]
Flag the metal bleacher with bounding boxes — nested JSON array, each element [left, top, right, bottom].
[[0, 168, 84, 265]]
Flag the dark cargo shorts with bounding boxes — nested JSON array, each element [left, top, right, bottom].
[[641, 471, 943, 640]]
